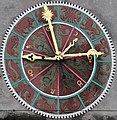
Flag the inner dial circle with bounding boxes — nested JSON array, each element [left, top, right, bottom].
[[22, 23, 95, 98]]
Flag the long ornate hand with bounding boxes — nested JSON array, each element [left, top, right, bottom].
[[22, 53, 61, 62], [63, 49, 104, 62], [42, 5, 60, 55], [61, 38, 78, 56]]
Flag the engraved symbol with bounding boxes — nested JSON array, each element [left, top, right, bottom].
[[46, 26, 50, 31], [74, 31, 78, 36], [77, 80, 84, 87], [88, 55, 93, 63], [28, 69, 33, 77], [51, 89, 55, 94]]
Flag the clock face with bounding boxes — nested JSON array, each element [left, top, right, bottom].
[[0, 1, 116, 119]]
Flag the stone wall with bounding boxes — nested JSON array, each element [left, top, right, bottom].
[[0, 0, 117, 119]]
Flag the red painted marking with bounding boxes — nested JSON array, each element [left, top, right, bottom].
[[29, 63, 54, 82], [23, 49, 48, 57], [62, 63, 86, 84], [62, 27, 75, 52], [57, 65, 60, 96], [42, 26, 55, 53]]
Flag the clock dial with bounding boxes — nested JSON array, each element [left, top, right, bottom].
[[0, 1, 116, 119], [22, 23, 94, 97]]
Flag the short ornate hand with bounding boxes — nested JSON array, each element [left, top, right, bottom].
[[42, 5, 60, 55], [61, 38, 78, 56], [63, 49, 104, 62], [22, 53, 62, 62]]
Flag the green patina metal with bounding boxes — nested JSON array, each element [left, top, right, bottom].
[[57, 98, 60, 114], [31, 11, 40, 27], [77, 94, 86, 108], [12, 78, 25, 86], [92, 34, 105, 42], [57, 6, 61, 22], [12, 31, 25, 40], [97, 60, 112, 63], [77, 13, 85, 27], [4, 57, 19, 60], [91, 80, 105, 89], [31, 93, 40, 107]]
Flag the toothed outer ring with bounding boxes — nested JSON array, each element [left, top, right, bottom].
[[0, 1, 116, 119]]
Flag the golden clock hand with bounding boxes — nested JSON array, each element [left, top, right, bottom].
[[42, 5, 60, 55], [61, 38, 78, 56], [63, 49, 104, 62], [22, 53, 62, 62]]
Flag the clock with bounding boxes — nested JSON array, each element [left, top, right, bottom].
[[0, 1, 116, 119]]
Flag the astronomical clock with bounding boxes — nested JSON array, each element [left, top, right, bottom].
[[0, 1, 116, 119]]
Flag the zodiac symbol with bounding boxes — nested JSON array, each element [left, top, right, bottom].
[[77, 80, 84, 88], [28, 69, 33, 77], [74, 31, 79, 36], [88, 55, 93, 63], [46, 26, 50, 31], [51, 89, 55, 94]]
